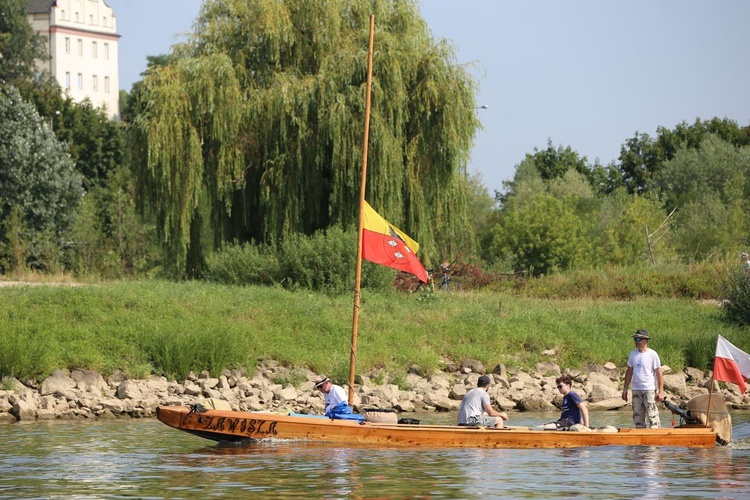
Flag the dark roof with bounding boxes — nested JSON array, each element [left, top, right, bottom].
[[27, 1, 56, 14]]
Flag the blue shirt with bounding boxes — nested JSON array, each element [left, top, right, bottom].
[[560, 391, 584, 424]]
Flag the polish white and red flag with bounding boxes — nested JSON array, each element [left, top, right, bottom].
[[714, 335, 750, 394]]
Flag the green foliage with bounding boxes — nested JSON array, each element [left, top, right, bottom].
[[526, 140, 592, 181], [145, 326, 244, 380], [595, 190, 674, 266], [0, 206, 27, 273], [0, 86, 83, 271], [0, 280, 745, 382], [463, 170, 494, 259], [487, 194, 585, 275], [654, 135, 750, 261], [0, 321, 60, 380], [515, 264, 722, 300], [131, 0, 479, 277], [0, 0, 48, 85], [612, 118, 750, 195], [51, 98, 125, 190], [656, 135, 750, 209], [684, 335, 716, 371], [271, 369, 309, 388], [671, 193, 744, 262], [204, 241, 281, 286], [205, 225, 394, 293], [65, 165, 158, 278], [723, 268, 750, 325], [499, 140, 596, 206]]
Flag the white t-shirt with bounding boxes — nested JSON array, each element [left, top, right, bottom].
[[627, 348, 662, 390], [324, 384, 347, 413]]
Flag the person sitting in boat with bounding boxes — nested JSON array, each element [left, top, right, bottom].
[[457, 375, 509, 428], [315, 376, 348, 415], [543, 375, 589, 429]]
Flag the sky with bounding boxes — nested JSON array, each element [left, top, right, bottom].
[[108, 0, 750, 194]]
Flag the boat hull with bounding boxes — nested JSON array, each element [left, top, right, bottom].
[[156, 405, 717, 449]]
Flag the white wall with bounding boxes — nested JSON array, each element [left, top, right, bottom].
[[29, 0, 120, 120]]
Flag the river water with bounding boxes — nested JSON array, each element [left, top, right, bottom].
[[2, 410, 749, 499]]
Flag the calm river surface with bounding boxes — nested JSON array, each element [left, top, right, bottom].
[[1, 410, 749, 499]]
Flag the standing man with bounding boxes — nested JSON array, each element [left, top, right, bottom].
[[621, 330, 664, 428], [315, 376, 347, 415], [457, 375, 509, 428]]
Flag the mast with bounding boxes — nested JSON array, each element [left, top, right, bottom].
[[348, 14, 375, 405]]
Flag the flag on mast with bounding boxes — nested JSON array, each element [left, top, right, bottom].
[[714, 334, 750, 394], [361, 201, 429, 283]]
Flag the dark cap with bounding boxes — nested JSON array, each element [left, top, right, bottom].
[[477, 375, 491, 387], [314, 376, 330, 388], [633, 329, 650, 340]]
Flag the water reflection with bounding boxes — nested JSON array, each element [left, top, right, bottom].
[[622, 446, 667, 499], [1, 414, 750, 498]]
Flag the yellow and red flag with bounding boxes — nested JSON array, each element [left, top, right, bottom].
[[361, 201, 429, 283]]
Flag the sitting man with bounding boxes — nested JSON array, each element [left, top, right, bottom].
[[457, 375, 509, 428], [544, 375, 589, 429], [315, 375, 348, 415]]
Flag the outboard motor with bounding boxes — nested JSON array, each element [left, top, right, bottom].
[[663, 398, 701, 424]]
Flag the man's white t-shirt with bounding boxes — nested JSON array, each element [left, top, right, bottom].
[[324, 384, 347, 413], [627, 348, 661, 390]]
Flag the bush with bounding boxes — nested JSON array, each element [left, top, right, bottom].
[[722, 268, 750, 324], [0, 87, 83, 272], [514, 264, 723, 300], [204, 240, 281, 286], [205, 226, 394, 294]]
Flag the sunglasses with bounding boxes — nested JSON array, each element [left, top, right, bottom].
[[556, 384, 564, 389], [634, 337, 646, 342]]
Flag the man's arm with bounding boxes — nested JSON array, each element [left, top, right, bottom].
[[621, 366, 633, 401], [655, 367, 664, 401], [577, 401, 589, 427], [483, 402, 508, 420]]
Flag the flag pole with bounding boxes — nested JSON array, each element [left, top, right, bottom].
[[348, 14, 375, 405], [705, 374, 715, 427], [706, 336, 719, 427]]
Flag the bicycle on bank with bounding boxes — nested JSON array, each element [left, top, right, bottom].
[[417, 263, 462, 292]]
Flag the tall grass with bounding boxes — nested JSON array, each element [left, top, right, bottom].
[[503, 262, 725, 299], [1, 280, 748, 382]]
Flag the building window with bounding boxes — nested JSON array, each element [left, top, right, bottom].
[[104, 43, 109, 60], [61, 10, 66, 20], [104, 76, 110, 93], [77, 73, 83, 90], [103, 17, 107, 27], [77, 39, 83, 56], [89, 14, 93, 24], [65, 38, 70, 54], [75, 12, 79, 22], [65, 72, 70, 91], [92, 75, 98, 92], [92, 41, 97, 58]]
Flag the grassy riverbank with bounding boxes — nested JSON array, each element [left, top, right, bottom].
[[1, 280, 748, 384]]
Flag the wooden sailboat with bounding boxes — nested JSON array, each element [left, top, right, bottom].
[[156, 14, 724, 449], [155, 404, 717, 448]]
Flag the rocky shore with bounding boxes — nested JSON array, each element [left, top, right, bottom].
[[2, 358, 748, 424]]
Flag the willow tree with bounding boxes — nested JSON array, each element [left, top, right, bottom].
[[132, 0, 480, 276]]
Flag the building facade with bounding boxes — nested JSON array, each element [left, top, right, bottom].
[[27, 0, 120, 120]]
